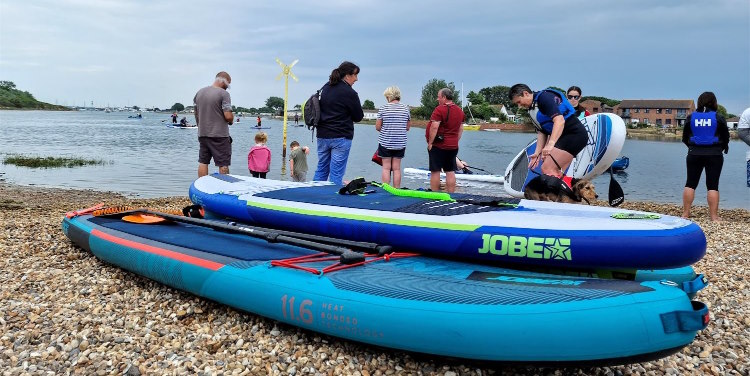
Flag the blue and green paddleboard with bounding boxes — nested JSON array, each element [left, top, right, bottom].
[[63, 208, 708, 364]]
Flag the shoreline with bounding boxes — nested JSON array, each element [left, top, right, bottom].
[[0, 182, 748, 375]]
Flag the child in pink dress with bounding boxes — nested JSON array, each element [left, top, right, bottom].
[[248, 132, 271, 178]]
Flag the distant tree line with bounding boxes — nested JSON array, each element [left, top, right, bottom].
[[0, 81, 69, 110]]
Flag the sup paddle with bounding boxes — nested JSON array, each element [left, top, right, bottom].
[[608, 168, 625, 207], [102, 209, 393, 263]]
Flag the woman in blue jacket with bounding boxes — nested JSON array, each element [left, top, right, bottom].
[[312, 61, 364, 185]]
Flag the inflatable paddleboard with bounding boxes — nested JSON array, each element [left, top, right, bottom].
[[190, 174, 706, 270], [505, 113, 626, 198], [404, 167, 505, 184], [166, 124, 197, 129], [62, 210, 709, 364], [250, 127, 271, 130]]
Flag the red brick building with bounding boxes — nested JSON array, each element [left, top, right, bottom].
[[616, 99, 695, 127]]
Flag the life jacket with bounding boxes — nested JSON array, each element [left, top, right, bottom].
[[689, 111, 719, 145], [528, 88, 576, 134]]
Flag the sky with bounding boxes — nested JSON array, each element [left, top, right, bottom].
[[1, 0, 749, 114]]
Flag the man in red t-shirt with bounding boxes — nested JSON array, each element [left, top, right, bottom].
[[426, 88, 465, 193]]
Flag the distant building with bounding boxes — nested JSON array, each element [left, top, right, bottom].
[[580, 100, 615, 115], [616, 99, 695, 127], [727, 116, 740, 129], [363, 109, 378, 121], [488, 104, 516, 122]]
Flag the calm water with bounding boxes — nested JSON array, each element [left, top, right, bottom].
[[1, 110, 748, 209]]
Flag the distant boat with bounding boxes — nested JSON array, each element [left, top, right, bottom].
[[610, 156, 630, 171], [463, 124, 480, 131]]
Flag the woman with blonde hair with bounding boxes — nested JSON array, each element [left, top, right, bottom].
[[375, 85, 411, 187]]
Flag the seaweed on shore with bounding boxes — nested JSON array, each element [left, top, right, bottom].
[[2, 155, 107, 168]]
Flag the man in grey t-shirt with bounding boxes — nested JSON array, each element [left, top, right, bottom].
[[194, 71, 234, 177]]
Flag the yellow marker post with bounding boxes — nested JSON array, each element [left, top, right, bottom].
[[275, 58, 299, 174]]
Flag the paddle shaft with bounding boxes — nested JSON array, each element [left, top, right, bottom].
[[120, 210, 391, 262]]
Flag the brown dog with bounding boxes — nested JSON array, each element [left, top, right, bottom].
[[524, 175, 598, 204]]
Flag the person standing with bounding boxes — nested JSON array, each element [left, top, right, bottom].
[[567, 86, 590, 120], [312, 61, 364, 185], [248, 132, 271, 179], [256, 116, 262, 128], [194, 71, 234, 177], [738, 107, 750, 146], [509, 83, 588, 178], [681, 91, 730, 221], [171, 112, 178, 124], [376, 86, 411, 188], [426, 88, 465, 193], [294, 113, 299, 125], [289, 140, 310, 182]]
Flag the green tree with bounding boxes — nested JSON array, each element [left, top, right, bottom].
[[466, 91, 485, 105], [294, 104, 301, 111], [717, 104, 729, 119], [420, 78, 461, 112], [170, 103, 185, 111], [581, 96, 621, 107], [362, 99, 375, 110], [265, 96, 285, 114], [0, 81, 16, 90]]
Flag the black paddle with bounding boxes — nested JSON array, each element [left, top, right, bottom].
[[608, 168, 625, 207], [101, 209, 393, 264]]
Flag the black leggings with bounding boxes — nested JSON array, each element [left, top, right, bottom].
[[685, 154, 723, 191]]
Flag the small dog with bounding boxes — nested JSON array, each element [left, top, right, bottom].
[[524, 175, 598, 204]]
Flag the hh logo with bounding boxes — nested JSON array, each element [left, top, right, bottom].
[[695, 119, 712, 127]]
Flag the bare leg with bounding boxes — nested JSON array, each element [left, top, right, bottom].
[[381, 158, 392, 185], [707, 190, 720, 221], [198, 163, 209, 177], [445, 171, 456, 193], [391, 158, 402, 188], [430, 171, 441, 191], [541, 148, 575, 177], [218, 166, 229, 175], [682, 187, 695, 218]]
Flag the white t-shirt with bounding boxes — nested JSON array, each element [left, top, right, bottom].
[[738, 107, 750, 129]]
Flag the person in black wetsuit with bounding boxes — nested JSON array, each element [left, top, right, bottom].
[[681, 91, 729, 221]]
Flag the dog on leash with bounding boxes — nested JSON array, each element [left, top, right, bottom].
[[524, 174, 598, 204]]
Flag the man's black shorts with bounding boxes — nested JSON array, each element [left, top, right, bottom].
[[428, 146, 458, 172], [198, 136, 232, 166]]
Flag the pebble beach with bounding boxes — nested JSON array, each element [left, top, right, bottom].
[[1, 182, 748, 376]]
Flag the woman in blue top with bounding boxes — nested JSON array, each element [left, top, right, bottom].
[[312, 61, 364, 185], [509, 83, 588, 177], [681, 91, 729, 221]]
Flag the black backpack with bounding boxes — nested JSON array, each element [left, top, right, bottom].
[[302, 88, 322, 134]]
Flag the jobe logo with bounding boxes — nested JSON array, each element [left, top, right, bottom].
[[477, 234, 572, 260]]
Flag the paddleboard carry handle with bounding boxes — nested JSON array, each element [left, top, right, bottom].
[[660, 301, 710, 334]]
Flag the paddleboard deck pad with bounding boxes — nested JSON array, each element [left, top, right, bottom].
[[63, 210, 709, 364], [189, 174, 706, 270], [505, 113, 626, 198]]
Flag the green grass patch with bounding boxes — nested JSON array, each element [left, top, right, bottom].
[[3, 155, 107, 168]]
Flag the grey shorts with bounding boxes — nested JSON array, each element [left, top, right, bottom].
[[292, 171, 307, 182], [198, 136, 232, 166]]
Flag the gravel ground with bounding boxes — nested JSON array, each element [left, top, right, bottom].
[[1, 182, 748, 375]]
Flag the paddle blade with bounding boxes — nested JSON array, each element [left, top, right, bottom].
[[608, 169, 625, 207], [122, 213, 168, 224]]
